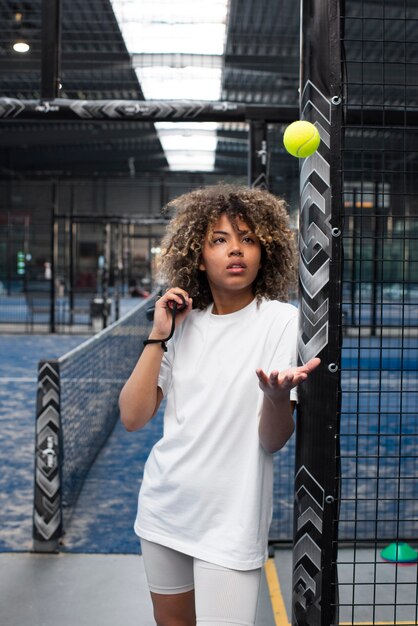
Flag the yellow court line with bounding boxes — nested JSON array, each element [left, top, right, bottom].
[[263, 559, 417, 626], [264, 559, 418, 626], [264, 558, 290, 626]]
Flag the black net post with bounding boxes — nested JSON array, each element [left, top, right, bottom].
[[114, 223, 121, 321], [50, 183, 58, 333], [248, 120, 269, 189], [33, 359, 62, 552], [292, 1, 343, 625], [101, 222, 111, 329], [41, 0, 62, 100], [69, 195, 76, 326]]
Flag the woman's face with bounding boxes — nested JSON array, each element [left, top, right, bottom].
[[199, 213, 262, 301]]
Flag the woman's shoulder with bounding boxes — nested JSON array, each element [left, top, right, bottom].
[[188, 305, 210, 320], [258, 297, 298, 319], [256, 299, 298, 344]]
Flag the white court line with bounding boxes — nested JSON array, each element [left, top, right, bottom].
[[0, 377, 37, 383]]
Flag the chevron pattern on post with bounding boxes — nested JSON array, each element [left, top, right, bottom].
[[33, 360, 62, 550], [298, 80, 332, 365], [293, 465, 325, 625], [251, 172, 269, 190]]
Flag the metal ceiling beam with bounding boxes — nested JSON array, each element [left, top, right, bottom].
[[4, 55, 134, 72], [0, 98, 416, 126], [224, 54, 299, 73], [3, 53, 299, 82], [131, 53, 223, 69], [3, 150, 167, 169], [0, 98, 298, 122], [0, 127, 159, 147]]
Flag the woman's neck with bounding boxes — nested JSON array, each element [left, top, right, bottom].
[[211, 292, 255, 315]]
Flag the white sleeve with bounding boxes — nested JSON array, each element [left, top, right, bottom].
[[157, 339, 174, 397]]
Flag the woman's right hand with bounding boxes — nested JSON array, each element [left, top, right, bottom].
[[149, 288, 192, 340]]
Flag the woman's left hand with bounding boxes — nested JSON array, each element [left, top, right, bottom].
[[256, 357, 321, 400]]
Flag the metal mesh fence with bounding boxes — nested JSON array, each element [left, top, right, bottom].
[[337, 1, 418, 623]]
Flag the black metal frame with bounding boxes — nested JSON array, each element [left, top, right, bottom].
[[292, 1, 343, 625], [41, 0, 62, 100]]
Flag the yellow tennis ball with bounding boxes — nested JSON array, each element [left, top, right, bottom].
[[283, 120, 321, 158]]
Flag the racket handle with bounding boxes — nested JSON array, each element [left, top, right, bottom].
[[146, 294, 187, 321], [167, 294, 187, 312]]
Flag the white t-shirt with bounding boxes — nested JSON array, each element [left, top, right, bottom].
[[135, 298, 298, 570]]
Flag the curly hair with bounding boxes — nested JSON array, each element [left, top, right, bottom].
[[157, 183, 297, 309]]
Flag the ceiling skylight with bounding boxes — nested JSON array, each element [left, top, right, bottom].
[[110, 0, 229, 171]]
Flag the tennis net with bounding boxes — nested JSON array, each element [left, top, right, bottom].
[[33, 296, 155, 551]]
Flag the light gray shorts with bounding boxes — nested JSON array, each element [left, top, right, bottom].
[[140, 538, 262, 626]]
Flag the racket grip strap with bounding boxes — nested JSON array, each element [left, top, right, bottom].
[[143, 338, 168, 351], [143, 303, 178, 352]]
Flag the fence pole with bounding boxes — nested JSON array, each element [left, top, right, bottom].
[[292, 1, 343, 624], [41, 0, 62, 100]]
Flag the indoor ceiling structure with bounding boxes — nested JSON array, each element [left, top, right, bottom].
[[0, 0, 300, 180], [1, 0, 416, 181]]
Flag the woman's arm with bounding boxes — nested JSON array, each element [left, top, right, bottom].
[[119, 344, 165, 431], [257, 392, 295, 454], [119, 289, 192, 431], [256, 358, 320, 454]]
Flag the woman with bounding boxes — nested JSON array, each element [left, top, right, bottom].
[[119, 183, 320, 626]]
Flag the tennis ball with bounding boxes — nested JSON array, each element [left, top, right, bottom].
[[283, 120, 321, 158]]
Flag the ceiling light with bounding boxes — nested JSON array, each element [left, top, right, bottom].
[[13, 41, 30, 53]]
